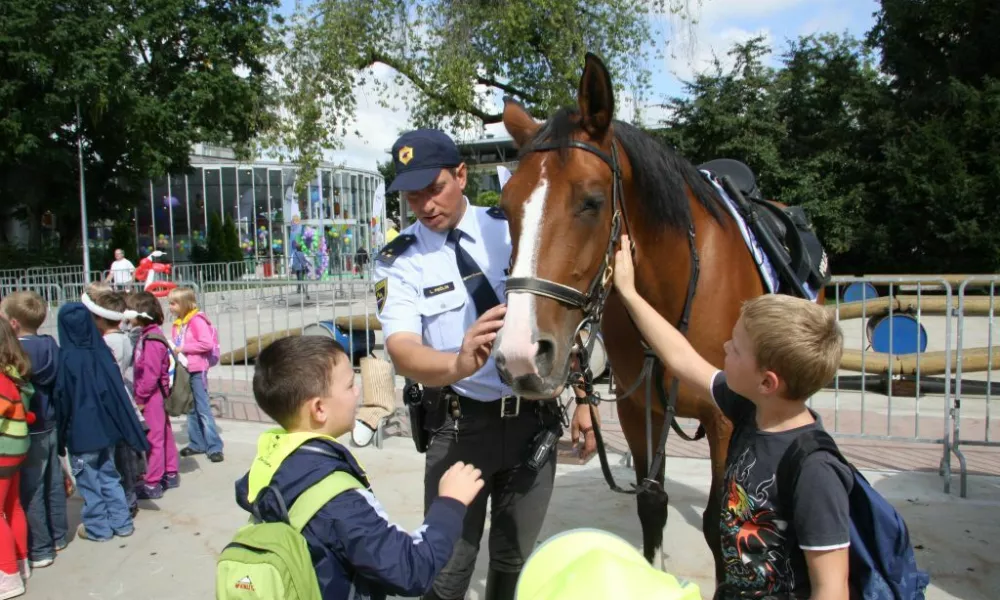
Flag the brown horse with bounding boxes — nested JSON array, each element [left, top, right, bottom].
[[493, 53, 822, 581]]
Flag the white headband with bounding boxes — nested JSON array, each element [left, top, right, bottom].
[[80, 292, 152, 322]]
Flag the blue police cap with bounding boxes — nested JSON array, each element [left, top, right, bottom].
[[388, 129, 463, 193]]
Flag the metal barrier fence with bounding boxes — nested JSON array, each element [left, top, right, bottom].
[[952, 276, 999, 497], [0, 268, 996, 497]]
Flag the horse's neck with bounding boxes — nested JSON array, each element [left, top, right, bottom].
[[633, 227, 694, 326]]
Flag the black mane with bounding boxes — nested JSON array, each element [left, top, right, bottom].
[[521, 107, 726, 231]]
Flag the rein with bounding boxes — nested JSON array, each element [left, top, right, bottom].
[[504, 134, 705, 497]]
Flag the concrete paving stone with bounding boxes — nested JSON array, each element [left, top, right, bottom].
[[18, 418, 1000, 600]]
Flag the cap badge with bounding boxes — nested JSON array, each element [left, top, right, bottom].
[[398, 146, 414, 165]]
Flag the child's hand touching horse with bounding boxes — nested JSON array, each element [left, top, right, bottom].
[[613, 234, 636, 298]]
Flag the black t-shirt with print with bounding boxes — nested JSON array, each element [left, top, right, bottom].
[[711, 372, 853, 600]]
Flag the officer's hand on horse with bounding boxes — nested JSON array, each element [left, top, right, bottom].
[[438, 461, 485, 505], [571, 402, 600, 460], [454, 304, 507, 379]]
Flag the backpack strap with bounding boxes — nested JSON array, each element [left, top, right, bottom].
[[287, 471, 364, 532], [140, 332, 175, 399], [776, 429, 848, 517]]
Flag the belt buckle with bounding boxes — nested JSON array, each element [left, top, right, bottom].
[[500, 396, 520, 418]]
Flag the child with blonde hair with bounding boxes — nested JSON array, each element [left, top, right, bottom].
[[612, 234, 852, 600], [167, 288, 223, 463]]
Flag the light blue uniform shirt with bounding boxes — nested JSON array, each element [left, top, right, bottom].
[[374, 199, 513, 401]]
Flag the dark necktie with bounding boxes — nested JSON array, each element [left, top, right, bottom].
[[447, 229, 501, 317]]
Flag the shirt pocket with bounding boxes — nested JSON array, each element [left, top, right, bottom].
[[418, 284, 468, 350]]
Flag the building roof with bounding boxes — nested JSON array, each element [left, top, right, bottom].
[[457, 135, 518, 166]]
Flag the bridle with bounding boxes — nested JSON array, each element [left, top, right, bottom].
[[504, 137, 632, 369], [503, 133, 706, 498]]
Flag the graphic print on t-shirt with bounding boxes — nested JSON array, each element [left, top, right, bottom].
[[720, 445, 794, 596]]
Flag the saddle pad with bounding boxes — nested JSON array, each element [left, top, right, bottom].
[[700, 170, 819, 302]]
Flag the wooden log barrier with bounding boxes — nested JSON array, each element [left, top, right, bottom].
[[831, 296, 996, 320], [219, 327, 302, 365], [335, 314, 382, 330], [839, 346, 1000, 376]]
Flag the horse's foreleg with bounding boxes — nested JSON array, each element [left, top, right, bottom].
[[699, 403, 733, 585], [618, 396, 668, 564]]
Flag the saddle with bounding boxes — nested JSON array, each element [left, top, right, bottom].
[[698, 158, 830, 298]]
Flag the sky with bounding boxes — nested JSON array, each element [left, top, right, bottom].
[[277, 0, 881, 172]]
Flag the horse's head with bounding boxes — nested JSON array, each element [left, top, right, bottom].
[[495, 53, 624, 399]]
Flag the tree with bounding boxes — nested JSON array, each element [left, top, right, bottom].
[[473, 191, 500, 208], [271, 0, 700, 178], [205, 213, 227, 263], [771, 34, 889, 259], [222, 217, 243, 263], [652, 34, 893, 272], [657, 37, 787, 196], [376, 159, 401, 225], [866, 0, 1000, 273], [0, 0, 281, 253]]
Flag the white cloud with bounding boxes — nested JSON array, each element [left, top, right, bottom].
[[653, 0, 822, 85], [695, 0, 812, 23], [663, 24, 772, 84], [322, 64, 415, 172]]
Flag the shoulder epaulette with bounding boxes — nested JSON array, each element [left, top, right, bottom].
[[376, 234, 416, 265], [486, 206, 507, 220]]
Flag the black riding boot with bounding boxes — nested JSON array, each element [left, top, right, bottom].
[[484, 569, 521, 600]]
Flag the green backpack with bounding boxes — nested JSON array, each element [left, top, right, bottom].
[[215, 471, 363, 599]]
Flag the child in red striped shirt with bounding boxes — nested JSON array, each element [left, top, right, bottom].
[[0, 317, 33, 598]]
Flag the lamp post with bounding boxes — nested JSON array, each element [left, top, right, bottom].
[[77, 100, 91, 279]]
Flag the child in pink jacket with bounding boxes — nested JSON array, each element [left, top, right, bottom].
[[167, 288, 223, 463], [127, 292, 180, 499]]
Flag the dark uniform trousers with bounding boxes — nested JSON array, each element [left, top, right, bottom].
[[422, 392, 559, 600]]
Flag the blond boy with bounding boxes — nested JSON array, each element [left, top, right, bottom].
[[613, 234, 851, 600]]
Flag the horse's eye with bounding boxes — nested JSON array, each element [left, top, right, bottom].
[[579, 194, 603, 214]]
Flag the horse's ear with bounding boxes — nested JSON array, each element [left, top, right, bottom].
[[577, 52, 614, 140], [502, 97, 539, 148]]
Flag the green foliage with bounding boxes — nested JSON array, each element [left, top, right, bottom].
[[473, 191, 500, 208], [656, 13, 1000, 275], [107, 221, 138, 263], [0, 242, 76, 269], [376, 159, 401, 224], [0, 0, 281, 252], [271, 0, 697, 183], [222, 217, 243, 263]]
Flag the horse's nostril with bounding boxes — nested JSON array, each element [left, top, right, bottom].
[[535, 339, 555, 378]]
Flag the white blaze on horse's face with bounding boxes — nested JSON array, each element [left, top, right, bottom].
[[497, 158, 549, 381]]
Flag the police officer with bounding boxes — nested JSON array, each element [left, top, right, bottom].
[[374, 129, 595, 600]]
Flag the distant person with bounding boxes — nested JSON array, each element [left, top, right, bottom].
[[290, 243, 311, 298], [104, 249, 135, 291]]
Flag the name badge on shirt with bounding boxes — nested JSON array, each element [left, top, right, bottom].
[[423, 282, 456, 297]]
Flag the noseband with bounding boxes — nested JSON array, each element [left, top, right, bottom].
[[504, 138, 631, 348]]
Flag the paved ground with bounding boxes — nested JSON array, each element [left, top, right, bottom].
[[18, 418, 1000, 600]]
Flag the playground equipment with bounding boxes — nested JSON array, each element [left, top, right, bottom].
[[134, 250, 178, 297]]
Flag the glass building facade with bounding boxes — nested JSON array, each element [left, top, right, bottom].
[[133, 149, 383, 266]]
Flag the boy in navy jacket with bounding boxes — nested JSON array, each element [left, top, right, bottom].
[[235, 336, 484, 600]]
